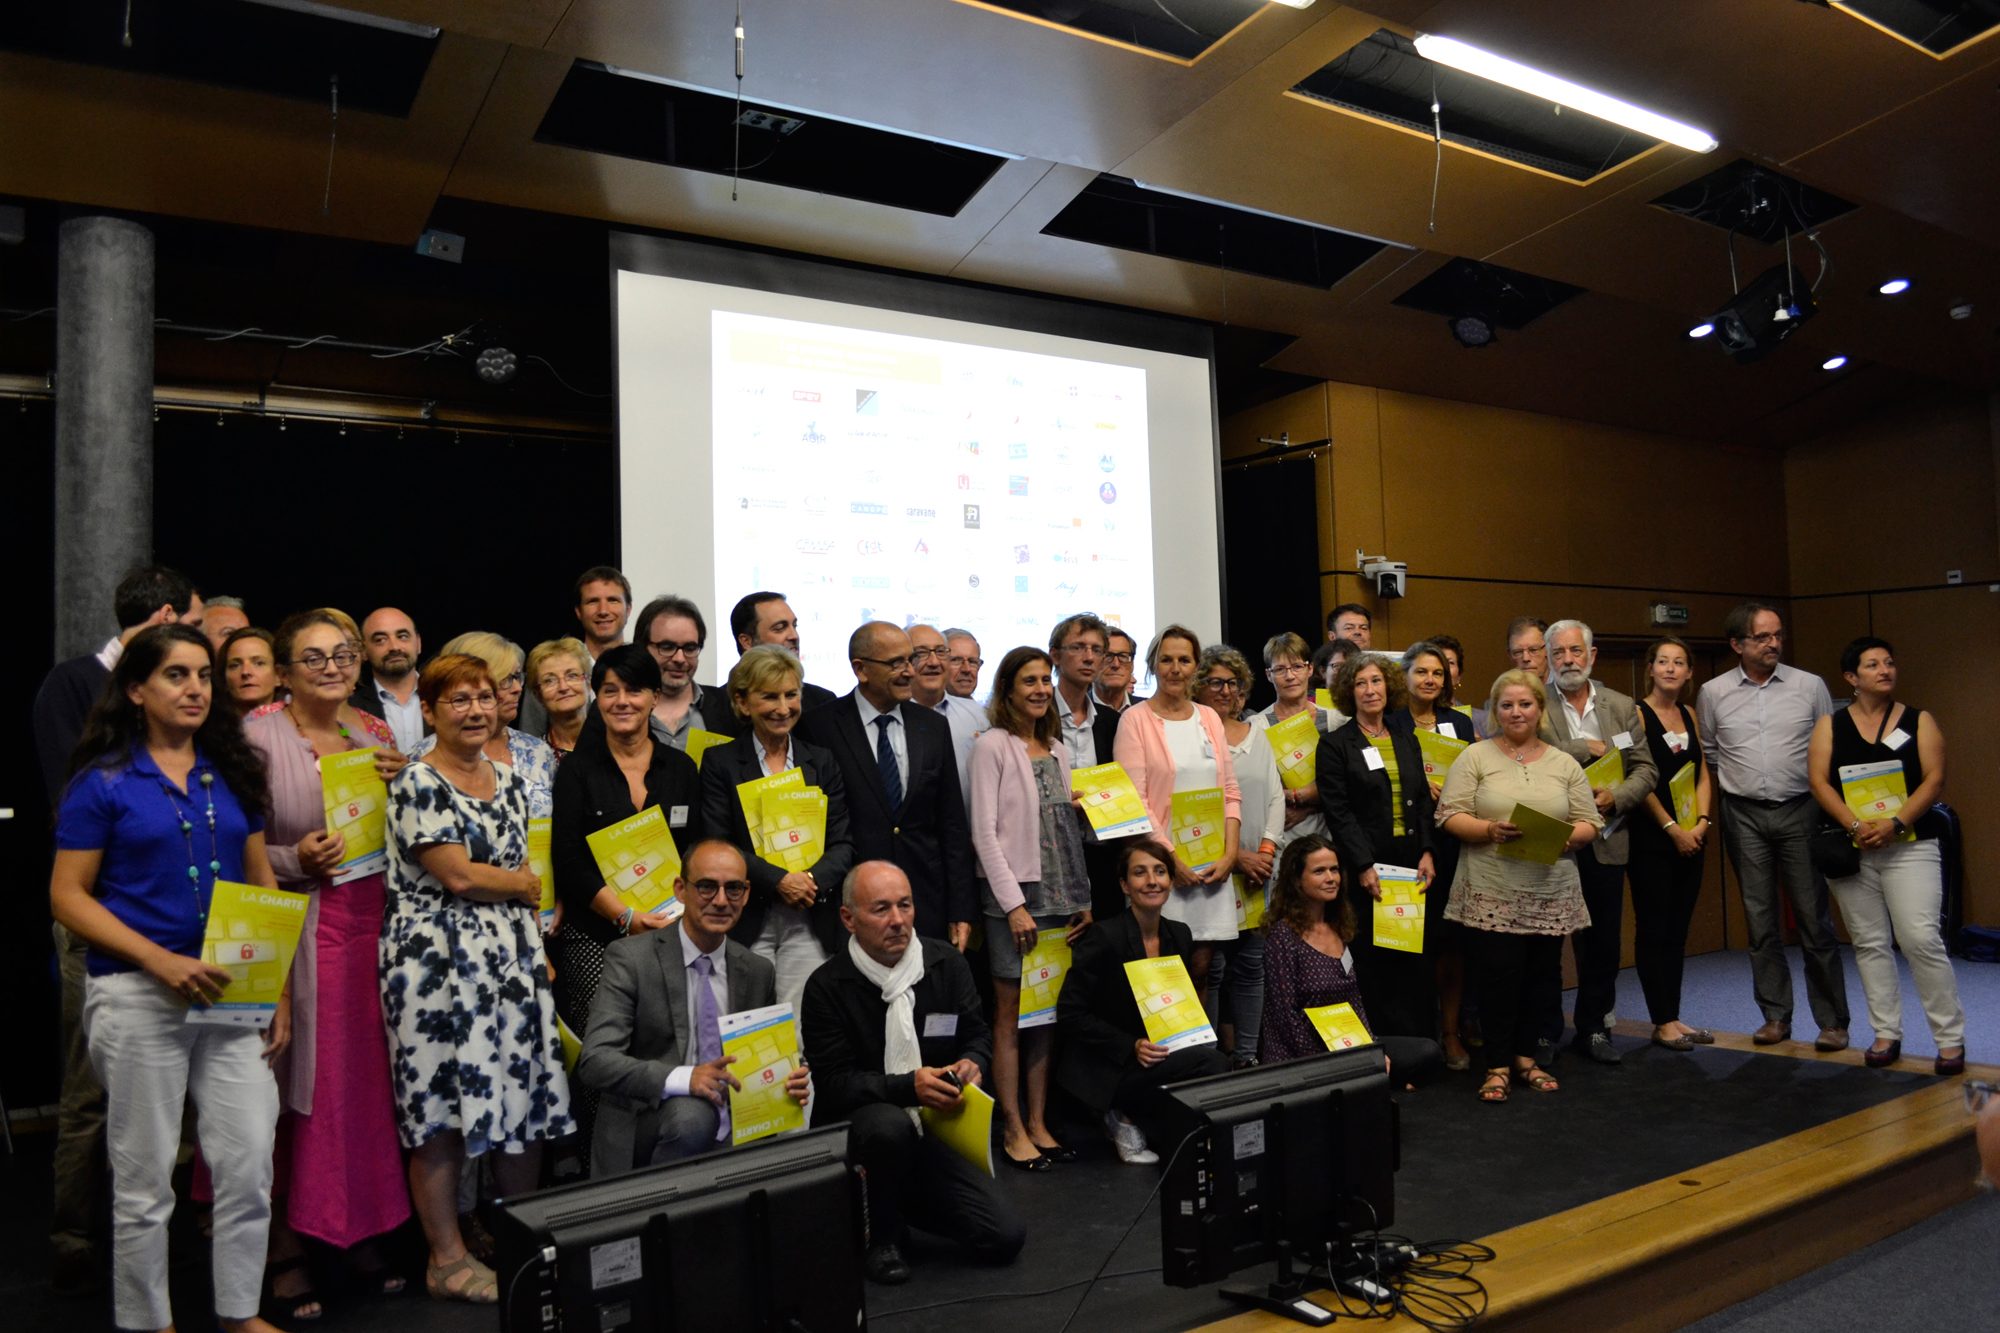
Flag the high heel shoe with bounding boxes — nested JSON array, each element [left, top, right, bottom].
[[1863, 1040, 1901, 1068]]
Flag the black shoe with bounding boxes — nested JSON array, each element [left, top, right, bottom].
[[1003, 1148, 1051, 1172], [1032, 1141, 1078, 1164], [864, 1243, 912, 1285], [1863, 1040, 1902, 1068], [1533, 1038, 1559, 1069], [1574, 1033, 1623, 1065]]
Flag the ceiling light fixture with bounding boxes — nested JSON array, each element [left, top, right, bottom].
[[1448, 312, 1497, 348], [1687, 322, 1715, 338], [1412, 34, 1719, 153], [1876, 278, 1911, 295], [1268, 0, 1318, 8], [1821, 355, 1848, 371]]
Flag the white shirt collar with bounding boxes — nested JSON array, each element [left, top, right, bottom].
[[97, 635, 124, 672], [677, 922, 728, 972], [856, 692, 901, 731]]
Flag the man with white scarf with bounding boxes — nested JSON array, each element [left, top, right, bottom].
[[802, 861, 1026, 1286]]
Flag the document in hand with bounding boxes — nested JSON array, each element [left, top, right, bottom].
[[685, 728, 734, 770], [1018, 935, 1072, 1030], [1233, 874, 1267, 932], [1416, 731, 1469, 788], [1494, 802, 1573, 865], [759, 787, 829, 872], [556, 1016, 582, 1073], [187, 881, 310, 1027], [1669, 764, 1698, 830], [1371, 864, 1425, 954], [1123, 955, 1217, 1051], [1265, 710, 1320, 791], [1070, 761, 1154, 838], [585, 806, 684, 921], [319, 747, 388, 882], [527, 817, 556, 931], [1839, 760, 1916, 843], [1304, 1001, 1375, 1052], [920, 1084, 996, 1177], [722, 1003, 806, 1146], [1169, 787, 1226, 871], [1582, 749, 1625, 791]]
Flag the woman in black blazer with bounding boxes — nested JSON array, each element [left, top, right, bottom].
[[1316, 653, 1437, 1041], [1056, 839, 1227, 1165], [696, 645, 854, 1011]]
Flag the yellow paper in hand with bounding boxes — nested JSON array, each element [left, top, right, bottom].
[[319, 747, 388, 882], [1583, 749, 1625, 791], [920, 1083, 997, 1177], [685, 728, 734, 770], [1169, 787, 1226, 871], [1371, 864, 1425, 954], [556, 1016, 582, 1073], [1839, 760, 1916, 843], [735, 768, 806, 853], [1265, 710, 1320, 792], [1495, 802, 1572, 865], [1304, 1001, 1376, 1051], [1123, 955, 1217, 1051], [1018, 935, 1072, 1030], [1669, 764, 1698, 830], [1069, 761, 1154, 838], [1233, 874, 1267, 931], [722, 1003, 807, 1146], [1315, 688, 1336, 711], [585, 806, 684, 920], [188, 881, 310, 1028], [526, 817, 556, 931], [759, 787, 828, 872], [1416, 731, 1469, 789]]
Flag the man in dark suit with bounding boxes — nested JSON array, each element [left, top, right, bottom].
[[729, 590, 837, 712], [576, 840, 810, 1176], [797, 621, 976, 946], [1050, 612, 1127, 919], [803, 862, 1025, 1285]]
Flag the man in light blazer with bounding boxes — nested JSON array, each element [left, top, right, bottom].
[[1538, 619, 1660, 1065], [796, 622, 977, 946], [576, 840, 811, 1176]]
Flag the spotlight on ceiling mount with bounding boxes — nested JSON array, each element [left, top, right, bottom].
[[1687, 322, 1715, 339], [1706, 262, 1817, 363], [1877, 278, 1912, 296], [1821, 355, 1848, 371], [475, 346, 519, 385], [1448, 312, 1497, 348]]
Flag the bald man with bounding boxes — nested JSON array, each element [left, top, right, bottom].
[[354, 607, 425, 751]]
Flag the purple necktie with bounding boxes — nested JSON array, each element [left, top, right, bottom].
[[691, 953, 728, 1136]]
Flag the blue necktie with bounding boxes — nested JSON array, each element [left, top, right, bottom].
[[691, 953, 728, 1137], [875, 714, 903, 812]]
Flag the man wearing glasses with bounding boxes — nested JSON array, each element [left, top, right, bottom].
[[1094, 628, 1146, 712], [798, 622, 976, 946], [575, 840, 809, 1175], [634, 593, 738, 748], [1698, 602, 1850, 1051], [355, 607, 426, 752], [908, 624, 989, 805], [942, 628, 984, 702]]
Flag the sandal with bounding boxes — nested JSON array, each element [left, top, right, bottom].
[[353, 1245, 408, 1297], [426, 1253, 499, 1305], [1514, 1065, 1559, 1093], [266, 1254, 323, 1323], [1477, 1070, 1510, 1103]]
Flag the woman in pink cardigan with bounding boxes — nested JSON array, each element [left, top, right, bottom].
[[1112, 624, 1242, 998], [968, 647, 1095, 1171]]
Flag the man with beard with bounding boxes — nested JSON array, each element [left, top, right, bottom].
[[634, 593, 737, 747], [355, 606, 426, 751], [907, 623, 988, 806], [1536, 619, 1656, 1065]]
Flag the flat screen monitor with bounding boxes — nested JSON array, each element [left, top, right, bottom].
[[492, 1124, 864, 1333]]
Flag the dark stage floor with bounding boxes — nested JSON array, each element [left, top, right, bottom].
[[0, 1042, 1931, 1333]]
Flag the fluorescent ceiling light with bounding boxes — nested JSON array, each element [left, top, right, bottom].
[[241, 0, 439, 37], [1268, 0, 1318, 8], [1413, 33, 1718, 154]]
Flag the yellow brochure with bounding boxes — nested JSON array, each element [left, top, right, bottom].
[[526, 816, 556, 931], [1069, 761, 1154, 838], [1495, 802, 1572, 866], [722, 1003, 807, 1146], [1123, 955, 1217, 1051], [1371, 864, 1425, 954], [735, 768, 805, 847], [1233, 874, 1267, 932], [585, 805, 684, 921], [187, 880, 310, 1028], [1169, 787, 1227, 871], [319, 747, 387, 882], [759, 787, 828, 872], [556, 1016, 582, 1073], [1416, 731, 1469, 789], [1669, 764, 1698, 830], [1839, 760, 1916, 843], [1304, 1001, 1376, 1052], [920, 1083, 996, 1178], [685, 728, 734, 770], [1265, 709, 1321, 792], [1315, 689, 1336, 711], [1582, 749, 1625, 790], [1018, 934, 1072, 1030]]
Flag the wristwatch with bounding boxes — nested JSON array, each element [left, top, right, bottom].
[[1890, 816, 1908, 836]]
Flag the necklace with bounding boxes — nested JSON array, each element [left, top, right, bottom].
[[1356, 715, 1389, 738], [286, 701, 351, 759], [158, 768, 221, 921]]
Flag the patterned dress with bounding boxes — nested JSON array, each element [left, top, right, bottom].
[[381, 760, 572, 1155]]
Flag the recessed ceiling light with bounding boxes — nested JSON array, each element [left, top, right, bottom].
[[1821, 355, 1848, 371], [1687, 322, 1715, 339], [1877, 278, 1911, 296], [1413, 34, 1719, 153], [1268, 0, 1317, 8]]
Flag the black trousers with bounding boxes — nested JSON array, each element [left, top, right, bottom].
[[1626, 831, 1705, 1025], [1556, 847, 1628, 1041], [1467, 928, 1562, 1069], [1107, 1045, 1230, 1154], [1350, 833, 1437, 1040], [846, 1104, 1026, 1261]]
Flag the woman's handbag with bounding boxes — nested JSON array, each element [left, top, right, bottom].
[[1807, 813, 1860, 879]]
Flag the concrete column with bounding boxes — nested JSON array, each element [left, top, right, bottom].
[[54, 215, 155, 660]]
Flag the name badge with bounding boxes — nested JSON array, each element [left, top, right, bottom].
[[923, 1012, 958, 1038], [1666, 733, 1685, 753], [1611, 731, 1633, 751], [1882, 728, 1911, 752], [1437, 722, 1457, 740], [669, 804, 689, 827], [1362, 746, 1386, 772]]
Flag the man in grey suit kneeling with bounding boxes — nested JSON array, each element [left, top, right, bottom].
[[577, 839, 813, 1175]]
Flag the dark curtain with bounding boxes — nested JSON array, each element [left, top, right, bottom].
[[1220, 453, 1321, 714]]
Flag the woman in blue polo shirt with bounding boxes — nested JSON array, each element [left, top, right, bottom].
[[50, 623, 287, 1333]]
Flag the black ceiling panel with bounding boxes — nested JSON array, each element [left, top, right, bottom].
[[1650, 159, 1859, 245], [1837, 0, 2000, 55], [1392, 257, 1584, 328], [974, 0, 1261, 61]]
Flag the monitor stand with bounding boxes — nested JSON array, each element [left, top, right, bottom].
[[1217, 1241, 1337, 1327]]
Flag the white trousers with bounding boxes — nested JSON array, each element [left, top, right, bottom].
[[86, 970, 279, 1329], [752, 903, 828, 1017], [1829, 840, 1965, 1048]]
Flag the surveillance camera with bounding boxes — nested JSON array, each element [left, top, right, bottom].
[[1361, 558, 1407, 600]]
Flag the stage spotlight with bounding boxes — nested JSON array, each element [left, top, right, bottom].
[[1877, 278, 1911, 296], [1448, 313, 1496, 348], [1687, 322, 1715, 339], [1706, 263, 1816, 364], [475, 346, 519, 385], [1821, 355, 1848, 371]]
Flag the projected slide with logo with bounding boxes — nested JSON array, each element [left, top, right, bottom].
[[710, 310, 1155, 687]]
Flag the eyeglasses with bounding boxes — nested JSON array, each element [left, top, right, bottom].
[[948, 655, 984, 670], [442, 691, 498, 714], [1200, 677, 1242, 693], [290, 649, 359, 671], [1060, 642, 1105, 657], [908, 646, 947, 663], [1967, 1080, 1996, 1114], [1743, 631, 1784, 646], [856, 655, 913, 672], [1269, 662, 1309, 677], [499, 672, 525, 690], [537, 669, 586, 690], [689, 878, 752, 902], [1101, 651, 1135, 665], [647, 639, 702, 659]]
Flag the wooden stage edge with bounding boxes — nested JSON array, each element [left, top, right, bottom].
[[1203, 1028, 1992, 1331]]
